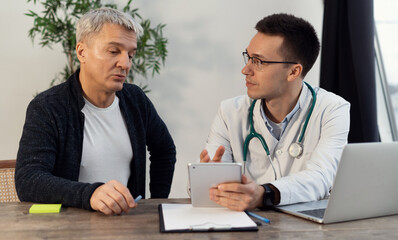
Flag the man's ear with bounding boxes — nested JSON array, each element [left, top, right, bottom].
[[287, 64, 303, 82], [76, 42, 85, 63]]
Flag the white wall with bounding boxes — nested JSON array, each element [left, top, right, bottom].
[[0, 0, 324, 198], [0, 1, 66, 159]]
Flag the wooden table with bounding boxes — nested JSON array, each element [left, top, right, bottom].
[[1, 198, 398, 239]]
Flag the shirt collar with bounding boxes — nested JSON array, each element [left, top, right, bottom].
[[260, 82, 307, 138]]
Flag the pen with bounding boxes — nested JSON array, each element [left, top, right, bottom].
[[134, 195, 142, 203], [245, 211, 271, 224]]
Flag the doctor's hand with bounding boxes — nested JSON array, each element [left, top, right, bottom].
[[90, 180, 137, 215], [200, 145, 225, 163], [209, 175, 265, 211]]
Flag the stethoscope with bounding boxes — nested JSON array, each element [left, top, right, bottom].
[[242, 82, 316, 180]]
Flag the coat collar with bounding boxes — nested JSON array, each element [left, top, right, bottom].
[[68, 69, 126, 111]]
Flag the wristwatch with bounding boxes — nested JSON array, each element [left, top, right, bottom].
[[262, 183, 275, 207]]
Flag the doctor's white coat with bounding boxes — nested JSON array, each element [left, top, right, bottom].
[[205, 84, 350, 205]]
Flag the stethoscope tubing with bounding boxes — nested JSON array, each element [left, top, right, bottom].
[[243, 82, 316, 180]]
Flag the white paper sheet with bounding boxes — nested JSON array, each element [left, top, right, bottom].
[[160, 204, 257, 231]]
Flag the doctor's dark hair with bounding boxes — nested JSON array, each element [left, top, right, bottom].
[[255, 13, 320, 77]]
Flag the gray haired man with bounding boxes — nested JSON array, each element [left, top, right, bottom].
[[16, 8, 176, 215]]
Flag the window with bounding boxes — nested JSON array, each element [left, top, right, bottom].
[[374, 0, 398, 141]]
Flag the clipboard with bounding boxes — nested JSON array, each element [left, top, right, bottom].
[[158, 204, 258, 233]]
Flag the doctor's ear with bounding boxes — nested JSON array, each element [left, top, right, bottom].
[[287, 64, 303, 81]]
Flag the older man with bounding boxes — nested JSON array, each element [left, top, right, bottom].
[[16, 8, 176, 215]]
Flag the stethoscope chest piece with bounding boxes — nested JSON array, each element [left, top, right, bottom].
[[288, 142, 303, 158]]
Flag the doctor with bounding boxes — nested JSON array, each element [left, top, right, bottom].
[[200, 13, 350, 211]]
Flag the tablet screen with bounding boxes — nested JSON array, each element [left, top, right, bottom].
[[188, 163, 242, 207]]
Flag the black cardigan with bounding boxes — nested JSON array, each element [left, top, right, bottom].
[[15, 70, 176, 210]]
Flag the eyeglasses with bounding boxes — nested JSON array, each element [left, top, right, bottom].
[[242, 51, 298, 71]]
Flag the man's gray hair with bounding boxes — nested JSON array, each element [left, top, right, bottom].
[[76, 7, 143, 43]]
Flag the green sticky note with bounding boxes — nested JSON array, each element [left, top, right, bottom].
[[29, 204, 62, 214]]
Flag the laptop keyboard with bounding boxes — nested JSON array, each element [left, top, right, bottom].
[[298, 208, 326, 219]]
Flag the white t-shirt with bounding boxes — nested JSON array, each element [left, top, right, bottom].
[[79, 96, 133, 186]]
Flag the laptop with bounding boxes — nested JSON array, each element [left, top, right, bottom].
[[275, 142, 398, 224]]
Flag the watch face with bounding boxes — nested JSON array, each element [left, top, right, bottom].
[[263, 184, 274, 206]]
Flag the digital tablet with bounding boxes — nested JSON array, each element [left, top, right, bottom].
[[188, 162, 242, 208]]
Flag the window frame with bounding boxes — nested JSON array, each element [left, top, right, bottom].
[[374, 27, 398, 141]]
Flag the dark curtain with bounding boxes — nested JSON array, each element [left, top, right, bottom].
[[320, 0, 380, 143]]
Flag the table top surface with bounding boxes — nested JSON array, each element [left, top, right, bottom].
[[1, 198, 398, 240]]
